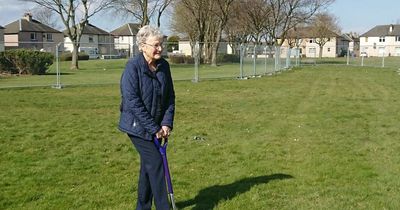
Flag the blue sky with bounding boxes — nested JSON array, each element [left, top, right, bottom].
[[328, 0, 400, 34], [1, 0, 400, 35]]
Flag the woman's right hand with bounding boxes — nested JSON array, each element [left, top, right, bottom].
[[155, 128, 164, 139]]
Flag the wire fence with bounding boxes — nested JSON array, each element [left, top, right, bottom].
[[1, 41, 400, 89]]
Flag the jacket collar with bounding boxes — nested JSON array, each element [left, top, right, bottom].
[[138, 53, 163, 78]]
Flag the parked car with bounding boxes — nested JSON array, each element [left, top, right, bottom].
[[360, 52, 368, 57]]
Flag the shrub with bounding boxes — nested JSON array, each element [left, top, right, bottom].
[[0, 49, 54, 75], [217, 54, 240, 63], [0, 52, 16, 74], [168, 54, 185, 64], [60, 52, 90, 61], [184, 56, 195, 64], [168, 54, 198, 64]]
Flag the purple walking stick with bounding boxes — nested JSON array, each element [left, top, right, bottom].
[[153, 136, 177, 210]]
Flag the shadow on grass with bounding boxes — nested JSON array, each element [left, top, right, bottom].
[[176, 173, 293, 209], [46, 72, 74, 75]]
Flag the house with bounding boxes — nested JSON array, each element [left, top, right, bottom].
[[281, 26, 350, 58], [111, 23, 141, 58], [0, 25, 4, 52], [343, 33, 360, 57], [3, 13, 64, 53], [178, 38, 231, 56], [63, 22, 114, 59], [360, 24, 400, 57]]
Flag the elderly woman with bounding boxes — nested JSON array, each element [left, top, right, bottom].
[[119, 25, 175, 210]]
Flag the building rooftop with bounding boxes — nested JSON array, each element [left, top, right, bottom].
[[361, 24, 400, 37]]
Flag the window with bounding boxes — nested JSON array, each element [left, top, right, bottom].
[[309, 39, 314, 43], [365, 37, 368, 42], [46, 33, 53, 41], [327, 48, 331, 52], [89, 35, 94, 43], [379, 36, 385, 42], [30, 32, 36, 40], [396, 36, 400, 42]]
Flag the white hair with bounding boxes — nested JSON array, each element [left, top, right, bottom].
[[136, 25, 163, 51]]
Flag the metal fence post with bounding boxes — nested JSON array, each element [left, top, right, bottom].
[[264, 46, 268, 74], [361, 55, 364, 67], [286, 47, 291, 69], [253, 44, 256, 76], [274, 46, 281, 73], [52, 42, 63, 89], [193, 41, 199, 82], [239, 43, 244, 79]]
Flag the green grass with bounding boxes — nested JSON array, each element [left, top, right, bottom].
[[1, 57, 398, 89], [1, 65, 400, 209]]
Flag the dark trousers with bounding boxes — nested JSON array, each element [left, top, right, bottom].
[[128, 134, 170, 210]]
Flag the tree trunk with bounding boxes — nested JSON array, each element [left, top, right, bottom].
[[211, 26, 223, 66], [71, 43, 79, 70], [319, 45, 323, 58]]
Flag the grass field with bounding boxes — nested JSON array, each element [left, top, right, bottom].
[[1, 56, 399, 88], [1, 65, 400, 209]]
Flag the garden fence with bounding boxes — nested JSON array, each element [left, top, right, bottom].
[[1, 41, 400, 89]]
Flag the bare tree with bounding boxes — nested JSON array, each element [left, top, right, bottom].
[[23, 0, 113, 70], [264, 0, 335, 47], [178, 0, 214, 63], [209, 0, 235, 66], [310, 12, 341, 58], [155, 0, 174, 27], [173, 0, 234, 65], [240, 0, 270, 44], [110, 0, 173, 27], [171, 1, 198, 55], [110, 0, 151, 26], [30, 6, 62, 30], [224, 1, 251, 54]]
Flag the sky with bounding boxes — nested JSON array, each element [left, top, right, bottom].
[[1, 0, 400, 36]]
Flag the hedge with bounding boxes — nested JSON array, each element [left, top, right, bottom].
[[217, 54, 240, 63], [168, 54, 196, 64], [59, 52, 90, 61], [0, 49, 54, 75]]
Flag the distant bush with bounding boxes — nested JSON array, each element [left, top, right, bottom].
[[0, 49, 54, 75], [0, 52, 14, 73], [168, 54, 198, 64], [60, 52, 90, 61], [217, 54, 240, 63], [184, 56, 195, 64], [168, 54, 185, 64]]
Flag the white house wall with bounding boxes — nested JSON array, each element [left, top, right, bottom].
[[178, 41, 192, 56], [64, 34, 99, 52], [178, 41, 231, 56], [281, 37, 345, 58], [360, 36, 400, 57]]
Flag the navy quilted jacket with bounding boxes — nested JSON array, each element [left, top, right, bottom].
[[118, 53, 175, 140]]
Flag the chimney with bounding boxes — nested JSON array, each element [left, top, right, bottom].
[[389, 24, 394, 33], [23, 13, 32, 21]]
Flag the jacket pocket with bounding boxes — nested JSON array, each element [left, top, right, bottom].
[[131, 119, 145, 136]]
